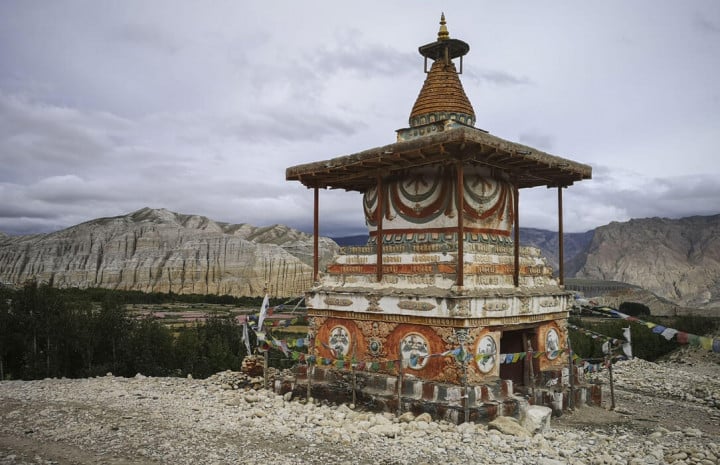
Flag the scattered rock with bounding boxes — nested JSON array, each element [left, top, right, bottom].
[[0, 354, 718, 465], [521, 405, 552, 434], [488, 416, 530, 437]]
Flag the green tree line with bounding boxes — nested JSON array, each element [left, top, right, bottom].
[[0, 282, 292, 380], [569, 311, 719, 361]]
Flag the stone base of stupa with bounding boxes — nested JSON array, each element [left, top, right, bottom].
[[271, 365, 603, 423], [295, 237, 595, 418]]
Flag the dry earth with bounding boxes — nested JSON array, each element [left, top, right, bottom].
[[1, 348, 719, 465]]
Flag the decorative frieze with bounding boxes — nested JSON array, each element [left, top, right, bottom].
[[397, 300, 436, 311], [449, 300, 471, 317], [366, 294, 382, 313], [539, 297, 560, 308], [324, 297, 353, 307], [484, 300, 510, 312]]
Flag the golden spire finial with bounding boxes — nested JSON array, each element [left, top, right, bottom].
[[438, 12, 449, 41]]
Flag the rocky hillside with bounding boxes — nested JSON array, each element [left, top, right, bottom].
[[0, 207, 339, 297], [573, 215, 720, 310], [519, 228, 594, 273], [2, 209, 719, 309]]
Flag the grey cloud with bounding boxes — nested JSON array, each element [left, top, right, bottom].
[[518, 132, 555, 151], [0, 95, 123, 182], [26, 176, 126, 204], [1, 2, 719, 240], [311, 39, 417, 78], [110, 22, 182, 54], [695, 15, 720, 34], [216, 109, 360, 143], [567, 172, 720, 229], [0, 198, 64, 221], [466, 68, 533, 86]]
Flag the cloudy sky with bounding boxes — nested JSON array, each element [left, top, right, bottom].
[[1, 1, 719, 237]]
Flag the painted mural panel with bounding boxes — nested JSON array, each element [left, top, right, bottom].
[[363, 165, 514, 240], [538, 321, 568, 372], [475, 333, 498, 375], [315, 318, 366, 361]]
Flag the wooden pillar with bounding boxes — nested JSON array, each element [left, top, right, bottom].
[[567, 334, 575, 409], [527, 339, 535, 397], [313, 187, 319, 282], [557, 186, 564, 287], [376, 176, 384, 282], [522, 332, 529, 387], [513, 185, 520, 287], [456, 162, 465, 287]]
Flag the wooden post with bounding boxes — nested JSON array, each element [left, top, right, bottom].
[[306, 359, 312, 401], [522, 333, 530, 387], [459, 330, 469, 424], [527, 340, 535, 398], [376, 176, 384, 282], [263, 349, 269, 391], [351, 342, 357, 406], [513, 185, 520, 287], [456, 162, 465, 287], [396, 346, 403, 417], [607, 356, 616, 410], [567, 337, 575, 409], [558, 187, 564, 287], [313, 187, 319, 282]]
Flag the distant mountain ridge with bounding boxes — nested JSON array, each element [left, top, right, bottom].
[[0, 207, 339, 297], [573, 215, 720, 310], [2, 209, 719, 310]]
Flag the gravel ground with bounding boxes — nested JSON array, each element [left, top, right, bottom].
[[1, 353, 719, 465]]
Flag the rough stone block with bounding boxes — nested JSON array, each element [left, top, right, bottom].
[[520, 405, 552, 434]]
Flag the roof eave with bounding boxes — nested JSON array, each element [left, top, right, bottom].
[[286, 127, 591, 191]]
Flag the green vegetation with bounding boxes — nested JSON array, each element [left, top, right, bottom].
[[569, 312, 719, 361], [618, 301, 650, 317], [0, 282, 298, 380]]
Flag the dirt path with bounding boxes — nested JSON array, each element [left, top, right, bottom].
[[0, 433, 152, 465]]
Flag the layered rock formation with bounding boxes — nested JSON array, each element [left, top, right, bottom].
[[519, 228, 594, 273], [0, 208, 339, 297], [574, 215, 720, 310], [2, 209, 720, 309]]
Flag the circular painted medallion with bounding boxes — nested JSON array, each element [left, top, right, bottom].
[[475, 335, 497, 374], [368, 338, 383, 356], [400, 333, 430, 370], [328, 325, 351, 357], [545, 328, 560, 360]]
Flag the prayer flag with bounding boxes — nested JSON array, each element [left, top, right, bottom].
[[257, 293, 270, 331], [700, 337, 712, 351], [660, 328, 678, 341], [241, 322, 252, 355]]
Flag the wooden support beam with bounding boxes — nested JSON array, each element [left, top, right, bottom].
[[513, 184, 520, 287], [313, 187, 319, 282], [456, 162, 465, 287], [376, 176, 384, 282], [558, 186, 564, 287]]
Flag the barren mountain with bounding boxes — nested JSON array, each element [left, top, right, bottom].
[[519, 228, 594, 273], [573, 215, 720, 310], [2, 210, 719, 308], [0, 207, 339, 297]]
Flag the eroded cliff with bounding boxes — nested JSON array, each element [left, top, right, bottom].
[[0, 208, 339, 297], [574, 215, 720, 309]]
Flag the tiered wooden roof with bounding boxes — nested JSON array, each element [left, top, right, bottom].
[[286, 126, 591, 191], [286, 14, 591, 192], [409, 59, 475, 126]]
